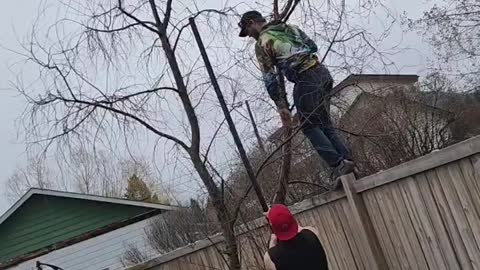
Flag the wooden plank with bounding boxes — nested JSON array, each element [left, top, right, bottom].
[[362, 191, 402, 269], [437, 165, 480, 269], [354, 135, 480, 193], [373, 186, 411, 269], [322, 204, 349, 270], [402, 175, 449, 270], [298, 207, 318, 227], [239, 231, 258, 268], [305, 206, 340, 270], [207, 248, 225, 270], [314, 206, 341, 269], [321, 204, 346, 270], [170, 257, 183, 270], [379, 183, 421, 269], [390, 179, 430, 269], [458, 158, 480, 218], [195, 250, 210, 270], [291, 191, 346, 214], [214, 246, 230, 269], [472, 154, 480, 181], [327, 203, 358, 269], [338, 199, 368, 269], [184, 252, 198, 270], [341, 174, 388, 270], [207, 250, 221, 270], [447, 162, 480, 252], [426, 169, 474, 270], [416, 172, 461, 270]]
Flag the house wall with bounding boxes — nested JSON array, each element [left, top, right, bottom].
[[0, 195, 154, 265], [331, 80, 417, 117], [9, 215, 161, 270]]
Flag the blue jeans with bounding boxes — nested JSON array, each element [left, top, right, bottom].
[[292, 64, 350, 167]]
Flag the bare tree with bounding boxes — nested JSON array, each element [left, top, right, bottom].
[[120, 197, 219, 267], [339, 75, 461, 176], [5, 157, 53, 202], [121, 243, 149, 267], [406, 0, 480, 89], [14, 0, 404, 268], [16, 0, 244, 268], [4, 149, 170, 203], [225, 139, 330, 222]]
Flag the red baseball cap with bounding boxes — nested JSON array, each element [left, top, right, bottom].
[[268, 204, 299, 241]]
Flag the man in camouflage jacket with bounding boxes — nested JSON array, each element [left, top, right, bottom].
[[239, 11, 354, 180]]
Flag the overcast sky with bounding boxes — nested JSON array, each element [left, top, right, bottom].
[[0, 0, 437, 215], [0, 1, 46, 214]]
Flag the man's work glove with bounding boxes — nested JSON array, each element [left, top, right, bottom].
[[279, 108, 292, 127]]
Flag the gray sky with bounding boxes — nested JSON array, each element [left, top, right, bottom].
[[0, 0, 46, 214], [0, 0, 437, 215]]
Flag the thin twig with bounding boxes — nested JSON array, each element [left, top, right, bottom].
[[117, 0, 159, 34]]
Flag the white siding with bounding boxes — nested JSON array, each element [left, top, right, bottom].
[[331, 80, 417, 117], [10, 216, 161, 270]]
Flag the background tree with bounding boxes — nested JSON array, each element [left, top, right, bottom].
[[407, 0, 480, 89], [121, 197, 218, 267], [4, 152, 170, 203], [124, 174, 162, 203], [340, 73, 480, 176], [5, 156, 53, 203]]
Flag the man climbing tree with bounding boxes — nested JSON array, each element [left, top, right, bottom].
[[238, 11, 354, 184]]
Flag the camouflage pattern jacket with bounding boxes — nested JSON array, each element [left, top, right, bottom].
[[255, 23, 318, 103]]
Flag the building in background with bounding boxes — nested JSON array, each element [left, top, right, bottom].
[[0, 189, 176, 270], [331, 74, 419, 118]]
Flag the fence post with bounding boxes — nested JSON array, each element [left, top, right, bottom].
[[341, 173, 388, 270]]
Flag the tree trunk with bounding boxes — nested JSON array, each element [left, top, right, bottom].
[[273, 72, 293, 204], [147, 2, 242, 268], [190, 153, 241, 269], [246, 101, 267, 155], [223, 221, 242, 269]]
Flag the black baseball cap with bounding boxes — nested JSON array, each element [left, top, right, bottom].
[[238, 11, 264, 37]]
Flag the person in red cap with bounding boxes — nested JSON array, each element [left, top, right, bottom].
[[264, 204, 329, 270]]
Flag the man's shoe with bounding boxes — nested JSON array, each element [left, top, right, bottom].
[[333, 159, 355, 179]]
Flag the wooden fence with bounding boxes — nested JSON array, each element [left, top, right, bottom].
[[127, 135, 480, 270]]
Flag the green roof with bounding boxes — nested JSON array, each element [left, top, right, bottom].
[[0, 189, 175, 267]]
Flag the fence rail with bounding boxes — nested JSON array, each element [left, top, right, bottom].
[[127, 135, 480, 270]]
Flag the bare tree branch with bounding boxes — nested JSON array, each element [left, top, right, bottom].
[[164, 0, 173, 30], [118, 0, 159, 34]]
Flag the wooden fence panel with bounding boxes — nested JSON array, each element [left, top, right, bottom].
[[362, 191, 402, 269], [435, 165, 480, 269], [335, 200, 366, 269], [300, 205, 341, 270], [126, 136, 480, 270], [401, 176, 449, 270], [371, 186, 413, 269], [415, 172, 461, 270], [295, 198, 359, 270], [390, 181, 429, 269], [427, 168, 473, 270]]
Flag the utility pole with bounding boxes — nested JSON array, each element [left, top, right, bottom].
[[245, 101, 266, 155], [189, 17, 269, 212]]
